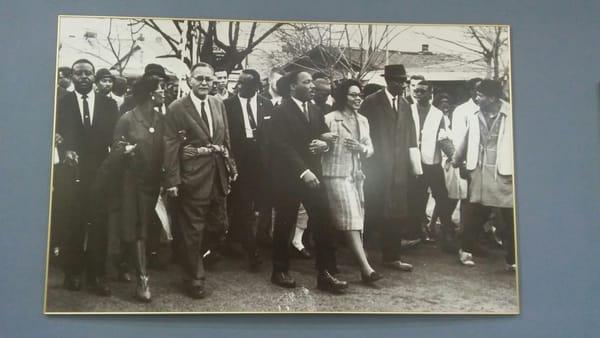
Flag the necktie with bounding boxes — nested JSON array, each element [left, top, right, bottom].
[[302, 102, 310, 123], [200, 101, 209, 129], [82, 94, 91, 128], [246, 99, 257, 132], [392, 96, 398, 113]]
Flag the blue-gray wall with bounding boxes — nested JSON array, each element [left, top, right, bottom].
[[0, 0, 598, 337]]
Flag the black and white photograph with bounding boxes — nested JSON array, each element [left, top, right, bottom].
[[45, 15, 518, 314]]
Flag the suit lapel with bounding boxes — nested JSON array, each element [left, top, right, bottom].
[[378, 90, 396, 121], [183, 95, 211, 139], [92, 96, 101, 129], [257, 97, 266, 127], [333, 111, 353, 135], [283, 98, 310, 128], [231, 95, 244, 130], [67, 93, 84, 130], [207, 96, 220, 141]]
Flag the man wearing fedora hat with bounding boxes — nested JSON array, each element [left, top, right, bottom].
[[360, 64, 421, 272]]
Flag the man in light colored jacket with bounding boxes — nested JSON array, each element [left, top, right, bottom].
[[452, 79, 516, 271]]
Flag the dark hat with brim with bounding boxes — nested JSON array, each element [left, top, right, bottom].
[[144, 63, 169, 79], [382, 64, 407, 80], [95, 68, 114, 81]]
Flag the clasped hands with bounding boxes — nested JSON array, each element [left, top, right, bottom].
[[321, 132, 365, 153], [182, 144, 228, 160]]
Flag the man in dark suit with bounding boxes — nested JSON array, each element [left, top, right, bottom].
[[270, 71, 348, 294], [360, 64, 420, 272], [54, 59, 120, 296], [223, 69, 273, 271], [163, 62, 234, 299]]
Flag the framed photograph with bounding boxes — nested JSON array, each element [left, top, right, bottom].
[[45, 14, 518, 314]]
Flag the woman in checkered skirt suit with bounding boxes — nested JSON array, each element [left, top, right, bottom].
[[321, 79, 383, 284]]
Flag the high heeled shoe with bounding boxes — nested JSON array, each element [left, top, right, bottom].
[[135, 275, 152, 303], [361, 271, 383, 284]]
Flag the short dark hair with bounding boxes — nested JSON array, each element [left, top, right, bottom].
[[241, 69, 261, 87], [414, 79, 432, 90], [477, 79, 502, 99], [466, 77, 483, 90], [71, 58, 95, 73], [95, 68, 114, 83], [190, 62, 214, 74], [279, 70, 303, 98], [333, 79, 362, 110], [363, 83, 383, 97], [58, 67, 72, 78], [275, 74, 290, 98], [132, 76, 160, 105]]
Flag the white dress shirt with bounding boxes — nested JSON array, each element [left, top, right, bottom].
[[269, 88, 281, 106], [75, 90, 95, 125], [291, 96, 309, 118], [190, 93, 214, 137], [108, 92, 124, 109], [238, 94, 258, 138], [384, 88, 399, 111], [290, 96, 328, 179]]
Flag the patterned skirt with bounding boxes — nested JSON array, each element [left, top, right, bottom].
[[323, 175, 365, 231]]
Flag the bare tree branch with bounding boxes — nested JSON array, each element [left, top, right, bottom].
[[417, 31, 484, 55], [248, 23, 285, 49], [247, 22, 257, 48]]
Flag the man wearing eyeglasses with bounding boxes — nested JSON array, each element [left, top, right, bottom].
[[54, 59, 120, 296], [162, 62, 234, 299]]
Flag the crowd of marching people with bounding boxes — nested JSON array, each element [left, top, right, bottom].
[[50, 58, 515, 303]]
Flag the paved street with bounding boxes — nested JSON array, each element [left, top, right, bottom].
[[45, 239, 518, 314]]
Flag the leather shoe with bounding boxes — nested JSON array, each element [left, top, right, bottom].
[[88, 277, 111, 297], [458, 249, 475, 266], [317, 271, 348, 294], [400, 238, 422, 249], [271, 272, 296, 288], [361, 271, 383, 284], [64, 275, 82, 291], [383, 260, 413, 271], [187, 281, 206, 299], [293, 247, 312, 259], [117, 266, 132, 283]]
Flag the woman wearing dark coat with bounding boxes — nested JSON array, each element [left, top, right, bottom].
[[112, 76, 165, 302]]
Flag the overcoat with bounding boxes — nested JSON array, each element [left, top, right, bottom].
[[359, 89, 416, 220]]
